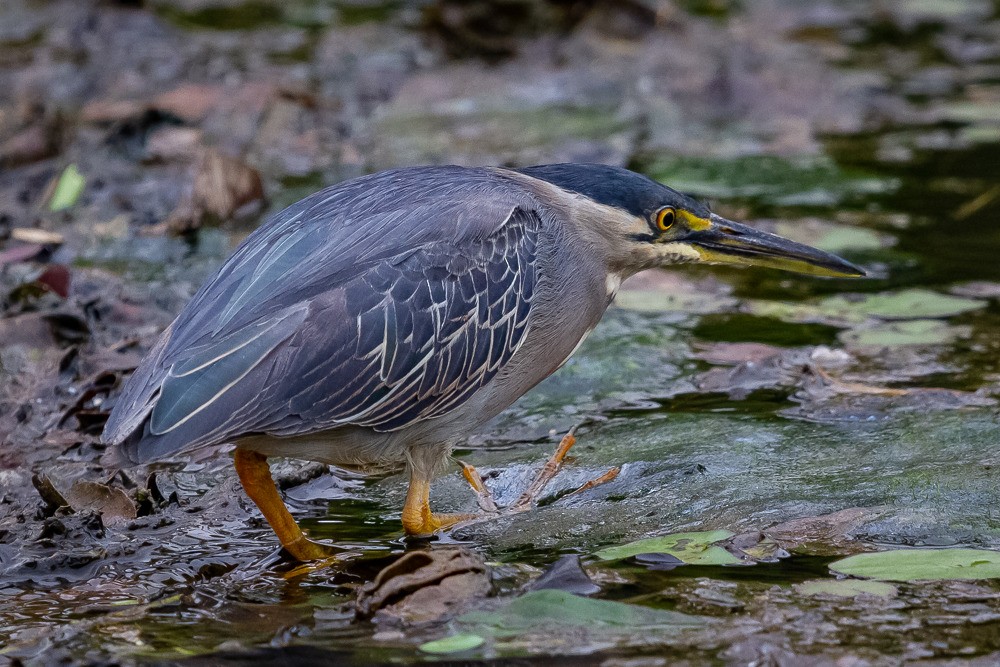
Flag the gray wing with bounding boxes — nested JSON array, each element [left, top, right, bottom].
[[103, 166, 541, 462]]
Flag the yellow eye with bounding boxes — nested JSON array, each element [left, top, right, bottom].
[[656, 207, 676, 232]]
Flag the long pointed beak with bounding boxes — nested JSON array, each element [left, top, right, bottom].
[[684, 214, 866, 278]]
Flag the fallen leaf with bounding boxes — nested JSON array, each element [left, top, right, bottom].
[[31, 473, 70, 516], [194, 149, 264, 219], [0, 243, 45, 266], [458, 589, 702, 638], [356, 548, 491, 623], [593, 529, 742, 565], [951, 281, 1000, 299], [48, 164, 85, 212], [839, 319, 971, 348], [794, 579, 898, 598], [152, 83, 223, 123], [615, 289, 739, 314], [692, 342, 784, 366], [818, 289, 986, 322], [80, 99, 147, 124], [765, 507, 887, 556], [773, 219, 892, 253], [528, 554, 600, 596], [831, 548, 1000, 582], [0, 312, 58, 347], [163, 150, 265, 234], [745, 289, 987, 327], [0, 122, 58, 167], [419, 633, 485, 654], [145, 126, 203, 162], [61, 481, 137, 526], [35, 265, 71, 298], [11, 228, 64, 245]]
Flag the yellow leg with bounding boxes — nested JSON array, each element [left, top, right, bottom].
[[401, 470, 476, 536], [400, 428, 617, 535], [460, 460, 499, 513], [510, 430, 577, 511], [233, 449, 336, 562], [460, 428, 619, 515]]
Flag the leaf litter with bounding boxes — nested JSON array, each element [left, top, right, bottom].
[[3, 0, 1000, 663]]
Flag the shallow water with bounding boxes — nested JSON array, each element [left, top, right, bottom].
[[3, 0, 1000, 663]]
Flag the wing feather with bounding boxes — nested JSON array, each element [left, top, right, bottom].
[[105, 165, 543, 462]]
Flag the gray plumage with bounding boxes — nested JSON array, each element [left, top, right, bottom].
[[105, 166, 570, 464]]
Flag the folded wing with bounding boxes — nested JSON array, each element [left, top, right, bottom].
[[104, 167, 541, 463]]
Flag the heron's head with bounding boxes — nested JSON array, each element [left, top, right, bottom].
[[516, 163, 865, 279]]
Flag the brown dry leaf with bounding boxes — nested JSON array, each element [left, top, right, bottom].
[[80, 99, 147, 124], [31, 473, 70, 515], [0, 312, 59, 347], [62, 481, 137, 526], [153, 83, 223, 123], [160, 149, 265, 234], [356, 548, 491, 624], [145, 126, 203, 162], [193, 149, 264, 219], [803, 364, 909, 398], [692, 342, 784, 366], [764, 507, 888, 556], [0, 243, 45, 266], [0, 122, 58, 167]]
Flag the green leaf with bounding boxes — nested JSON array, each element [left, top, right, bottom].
[[941, 100, 1000, 124], [743, 300, 834, 324], [49, 164, 86, 212], [773, 221, 890, 253], [593, 529, 741, 565], [830, 548, 1000, 582], [458, 589, 702, 638], [839, 319, 971, 348], [746, 289, 986, 327], [818, 289, 985, 321], [794, 579, 898, 598], [641, 154, 896, 206], [419, 633, 485, 654]]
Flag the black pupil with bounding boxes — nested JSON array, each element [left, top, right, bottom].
[[661, 210, 673, 227]]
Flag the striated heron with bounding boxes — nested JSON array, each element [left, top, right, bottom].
[[103, 164, 864, 561]]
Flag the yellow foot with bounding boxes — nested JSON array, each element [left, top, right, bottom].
[[457, 426, 619, 518], [234, 449, 341, 563], [282, 549, 360, 579], [284, 534, 340, 562], [401, 474, 478, 536], [400, 427, 617, 536]]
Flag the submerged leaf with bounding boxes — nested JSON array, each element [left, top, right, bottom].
[[830, 548, 1000, 582], [773, 220, 890, 253], [794, 579, 898, 598], [839, 319, 970, 348], [419, 633, 485, 654], [818, 290, 985, 321], [746, 289, 986, 328], [593, 529, 740, 565], [458, 589, 702, 638]]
